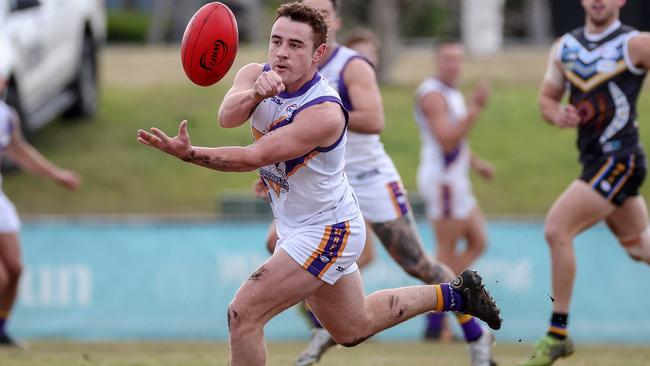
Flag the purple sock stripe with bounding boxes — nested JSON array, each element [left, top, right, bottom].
[[461, 317, 483, 342], [308, 309, 323, 328], [426, 312, 445, 330]]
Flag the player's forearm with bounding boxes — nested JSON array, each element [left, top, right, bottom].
[[438, 105, 480, 152], [181, 145, 261, 172], [538, 94, 562, 126], [218, 89, 263, 128], [347, 109, 384, 134], [9, 143, 64, 181]]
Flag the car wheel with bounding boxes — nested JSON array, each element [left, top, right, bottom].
[[65, 34, 98, 119]]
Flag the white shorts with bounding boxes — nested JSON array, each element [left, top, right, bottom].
[[347, 165, 410, 223], [418, 177, 476, 220], [0, 192, 21, 233], [277, 215, 365, 285]]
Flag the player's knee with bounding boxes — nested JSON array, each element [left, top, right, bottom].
[[617, 228, 650, 263], [331, 333, 371, 348], [227, 304, 259, 337], [544, 224, 569, 248]]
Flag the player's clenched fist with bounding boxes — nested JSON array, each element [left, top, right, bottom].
[[251, 70, 285, 100]]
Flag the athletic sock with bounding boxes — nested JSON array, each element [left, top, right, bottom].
[[424, 312, 445, 338], [547, 312, 568, 340], [0, 310, 8, 336], [457, 314, 483, 342], [433, 283, 464, 312]]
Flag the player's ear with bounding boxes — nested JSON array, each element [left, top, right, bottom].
[[313, 43, 328, 63]]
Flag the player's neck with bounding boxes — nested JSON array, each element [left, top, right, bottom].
[[585, 18, 621, 39], [284, 69, 318, 94], [437, 75, 457, 89]]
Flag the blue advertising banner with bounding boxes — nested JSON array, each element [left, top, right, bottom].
[[13, 220, 650, 343]]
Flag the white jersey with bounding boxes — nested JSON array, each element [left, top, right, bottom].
[[414, 77, 471, 178], [414, 78, 475, 219], [318, 46, 399, 185], [252, 65, 359, 234], [0, 101, 15, 186], [0, 101, 20, 233]]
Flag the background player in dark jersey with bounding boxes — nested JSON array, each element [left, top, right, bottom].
[[521, 0, 650, 365]]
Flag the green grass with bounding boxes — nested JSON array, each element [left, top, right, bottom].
[[3, 46, 650, 215], [0, 341, 649, 366]]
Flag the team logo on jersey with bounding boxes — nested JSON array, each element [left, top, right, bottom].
[[600, 180, 612, 193], [600, 46, 619, 60], [259, 164, 289, 196], [285, 104, 298, 118], [319, 255, 330, 263], [597, 60, 618, 73]]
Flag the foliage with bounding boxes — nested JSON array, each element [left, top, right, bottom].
[[107, 10, 151, 43]]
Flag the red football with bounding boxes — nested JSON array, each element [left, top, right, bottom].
[[181, 2, 239, 86]]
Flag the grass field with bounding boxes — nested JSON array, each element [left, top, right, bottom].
[[4, 45, 650, 215], [1, 341, 650, 366]]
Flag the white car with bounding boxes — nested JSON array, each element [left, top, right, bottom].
[[0, 0, 106, 131]]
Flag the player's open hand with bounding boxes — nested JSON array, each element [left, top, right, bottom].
[[137, 120, 193, 160], [473, 159, 495, 181], [55, 170, 81, 190], [251, 70, 285, 100], [554, 104, 581, 128]]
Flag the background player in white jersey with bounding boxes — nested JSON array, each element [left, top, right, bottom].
[[521, 0, 650, 365], [137, 3, 501, 365], [413, 40, 494, 342], [0, 74, 80, 346]]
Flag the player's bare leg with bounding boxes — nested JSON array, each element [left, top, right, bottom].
[[0, 233, 22, 346], [544, 181, 613, 313], [521, 180, 613, 366], [605, 196, 650, 264], [228, 249, 324, 366], [295, 221, 375, 366], [306, 268, 500, 347], [372, 212, 452, 284], [372, 211, 496, 366]]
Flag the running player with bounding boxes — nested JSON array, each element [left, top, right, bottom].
[[0, 73, 81, 347], [520, 0, 650, 365], [137, 3, 501, 365], [259, 2, 497, 366], [413, 40, 494, 342]]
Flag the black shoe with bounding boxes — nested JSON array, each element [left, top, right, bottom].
[[451, 269, 502, 330], [0, 333, 26, 348]]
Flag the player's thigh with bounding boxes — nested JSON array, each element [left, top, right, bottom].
[[0, 232, 21, 272], [371, 212, 426, 269], [306, 270, 370, 338], [605, 196, 649, 236], [229, 249, 324, 324], [433, 218, 468, 253], [545, 180, 614, 238]]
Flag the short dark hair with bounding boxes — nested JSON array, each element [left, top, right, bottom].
[[435, 38, 462, 53], [344, 28, 380, 49], [276, 2, 328, 49]]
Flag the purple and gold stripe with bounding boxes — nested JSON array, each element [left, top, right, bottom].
[[387, 181, 410, 217], [302, 222, 351, 279]]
